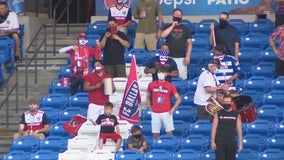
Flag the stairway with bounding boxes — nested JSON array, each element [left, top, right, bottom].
[[0, 23, 88, 157]]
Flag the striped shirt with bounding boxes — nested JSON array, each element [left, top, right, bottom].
[[277, 2, 284, 14]]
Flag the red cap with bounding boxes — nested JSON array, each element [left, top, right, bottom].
[[77, 33, 87, 39]]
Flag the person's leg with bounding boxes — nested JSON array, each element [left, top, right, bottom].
[[276, 59, 284, 76], [161, 112, 174, 135], [78, 77, 84, 93], [215, 141, 226, 160], [134, 33, 145, 49], [104, 65, 115, 77], [98, 138, 104, 149], [115, 137, 122, 153], [144, 33, 157, 52], [196, 104, 210, 120], [115, 64, 126, 77], [172, 57, 187, 80], [151, 112, 162, 138], [275, 14, 284, 28], [225, 141, 236, 160], [13, 132, 22, 140], [11, 33, 21, 62], [70, 77, 79, 96]]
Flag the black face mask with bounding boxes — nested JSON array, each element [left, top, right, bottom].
[[219, 19, 229, 29], [173, 17, 182, 23], [133, 134, 142, 139], [223, 104, 231, 110]]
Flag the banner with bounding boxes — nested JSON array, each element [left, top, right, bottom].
[[119, 55, 141, 124]]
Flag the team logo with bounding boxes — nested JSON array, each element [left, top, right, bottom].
[[104, 0, 131, 10]]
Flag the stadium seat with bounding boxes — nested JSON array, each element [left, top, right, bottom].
[[85, 149, 115, 160], [238, 63, 251, 79], [41, 93, 68, 110], [242, 76, 272, 93], [87, 34, 101, 47], [115, 149, 144, 160], [152, 135, 180, 152], [124, 48, 150, 66], [236, 149, 258, 160], [118, 119, 132, 139], [238, 47, 260, 65], [144, 149, 173, 160], [172, 149, 201, 160], [239, 90, 263, 108], [57, 66, 71, 79], [257, 105, 283, 122], [181, 19, 195, 34], [2, 150, 30, 160], [67, 134, 98, 153], [266, 134, 284, 150], [58, 149, 86, 160], [228, 19, 249, 36], [258, 149, 284, 160], [40, 107, 59, 124], [49, 79, 71, 96], [202, 149, 215, 160], [274, 120, 284, 134], [240, 33, 268, 50], [172, 120, 188, 138], [180, 91, 195, 106], [242, 134, 266, 151], [77, 120, 101, 137], [39, 135, 68, 152], [173, 105, 197, 123], [180, 134, 209, 152], [141, 108, 152, 121], [250, 62, 276, 78], [171, 77, 189, 94], [113, 77, 128, 93], [192, 33, 210, 50], [49, 120, 70, 137], [59, 107, 86, 121], [86, 20, 108, 35], [245, 119, 274, 136], [262, 90, 284, 107], [10, 136, 39, 153], [138, 76, 152, 91], [128, 20, 137, 38], [186, 76, 198, 91], [195, 19, 218, 34], [271, 76, 284, 91], [259, 48, 278, 63], [187, 63, 199, 80], [189, 120, 212, 137], [68, 92, 89, 108], [190, 49, 208, 65], [30, 149, 58, 160], [248, 19, 274, 35]]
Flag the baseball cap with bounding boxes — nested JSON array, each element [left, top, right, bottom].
[[117, 0, 124, 3], [159, 49, 169, 56], [28, 99, 39, 105], [77, 33, 87, 39], [208, 59, 220, 68]]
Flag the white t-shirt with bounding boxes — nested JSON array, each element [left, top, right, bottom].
[[194, 70, 220, 106], [0, 11, 19, 31]]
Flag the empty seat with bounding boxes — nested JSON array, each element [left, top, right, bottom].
[[172, 120, 189, 138], [49, 79, 71, 97], [67, 135, 98, 152], [118, 119, 132, 139], [115, 149, 144, 160], [171, 78, 189, 94], [152, 135, 180, 152], [173, 105, 197, 123], [57, 66, 71, 79], [242, 76, 272, 93], [248, 19, 274, 35], [236, 149, 258, 160], [189, 120, 212, 137], [40, 93, 68, 110], [87, 34, 101, 47], [186, 76, 198, 91], [228, 19, 249, 36], [124, 48, 150, 66], [192, 33, 210, 50], [180, 91, 195, 106], [195, 19, 218, 34], [257, 105, 283, 122], [85, 149, 115, 160], [240, 33, 268, 50], [258, 149, 284, 160], [262, 90, 284, 107], [49, 120, 71, 137], [58, 149, 86, 160], [250, 62, 276, 78], [242, 134, 266, 151], [259, 48, 278, 63], [30, 149, 58, 160], [59, 107, 86, 121], [274, 120, 284, 134], [246, 119, 274, 136], [2, 150, 30, 160], [40, 107, 59, 124], [141, 108, 152, 121], [68, 92, 89, 109], [77, 120, 101, 137], [172, 149, 201, 160], [10, 136, 39, 153], [238, 47, 260, 65], [201, 149, 215, 160], [144, 149, 173, 160], [39, 135, 68, 152], [86, 20, 108, 35], [271, 76, 284, 91], [266, 134, 284, 150]]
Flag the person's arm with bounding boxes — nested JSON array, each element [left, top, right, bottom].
[[157, 14, 163, 38], [234, 42, 239, 61], [184, 38, 192, 65], [112, 34, 130, 48], [209, 23, 215, 45], [211, 113, 218, 150], [236, 114, 243, 152], [99, 32, 111, 49], [58, 45, 74, 54], [169, 93, 181, 114], [146, 92, 152, 111], [18, 123, 26, 135], [166, 70, 179, 78], [161, 22, 177, 38], [83, 81, 102, 92], [34, 124, 50, 136]]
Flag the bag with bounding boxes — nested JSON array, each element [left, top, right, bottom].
[[63, 114, 87, 136]]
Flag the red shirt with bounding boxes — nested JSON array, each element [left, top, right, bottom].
[[20, 110, 49, 132], [84, 72, 112, 105], [147, 80, 178, 113]]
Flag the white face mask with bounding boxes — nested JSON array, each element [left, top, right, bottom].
[[157, 72, 165, 80], [214, 68, 219, 74], [79, 39, 88, 46]]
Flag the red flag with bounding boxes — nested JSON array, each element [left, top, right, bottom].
[[119, 55, 141, 124]]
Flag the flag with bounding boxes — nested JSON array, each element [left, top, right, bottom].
[[119, 55, 141, 124]]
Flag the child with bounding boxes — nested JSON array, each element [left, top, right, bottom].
[[91, 102, 122, 152], [127, 125, 148, 153]]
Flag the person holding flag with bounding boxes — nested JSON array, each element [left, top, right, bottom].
[[146, 65, 181, 138]]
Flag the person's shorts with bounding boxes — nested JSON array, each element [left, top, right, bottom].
[[99, 132, 121, 144], [151, 112, 174, 133]]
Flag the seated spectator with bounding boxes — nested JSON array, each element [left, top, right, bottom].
[[90, 102, 121, 153], [0, 2, 21, 63], [127, 125, 148, 153], [13, 99, 50, 140]]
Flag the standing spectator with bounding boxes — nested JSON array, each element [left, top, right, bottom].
[[269, 24, 284, 76], [146, 66, 181, 138], [275, 0, 284, 27], [161, 9, 192, 80], [13, 99, 50, 140], [211, 95, 243, 160], [133, 0, 163, 51], [108, 0, 132, 34], [127, 125, 148, 153], [99, 17, 130, 78], [194, 59, 228, 120], [210, 12, 240, 61], [90, 102, 122, 153], [59, 33, 101, 96], [144, 43, 179, 82], [84, 60, 115, 122], [0, 2, 21, 63]]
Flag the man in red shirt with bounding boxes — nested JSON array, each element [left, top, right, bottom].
[[146, 66, 181, 138], [84, 60, 115, 122]]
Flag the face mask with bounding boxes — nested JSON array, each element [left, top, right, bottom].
[[214, 68, 219, 74], [133, 134, 142, 139], [109, 26, 117, 34], [79, 39, 88, 46], [173, 16, 182, 23], [223, 104, 231, 110], [219, 19, 229, 29], [95, 66, 103, 73], [157, 72, 165, 80]]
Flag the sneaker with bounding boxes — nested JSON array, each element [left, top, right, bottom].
[[15, 56, 21, 64]]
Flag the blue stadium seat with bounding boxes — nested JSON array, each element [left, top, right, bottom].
[[186, 76, 198, 91], [258, 149, 284, 160], [262, 90, 284, 107], [139, 120, 153, 137], [242, 134, 266, 151], [152, 135, 180, 152], [40, 93, 68, 110], [192, 33, 210, 50], [242, 76, 272, 93], [49, 120, 70, 137], [228, 19, 249, 36], [172, 120, 188, 138], [173, 105, 197, 123], [240, 33, 268, 50], [86, 20, 107, 35], [68, 92, 89, 109], [189, 120, 212, 138], [40, 107, 59, 124], [180, 91, 195, 106], [257, 105, 283, 122], [10, 136, 39, 153], [190, 49, 208, 65], [181, 19, 195, 34], [39, 135, 67, 152], [157, 38, 166, 49], [236, 149, 258, 160], [87, 34, 101, 47], [248, 19, 274, 35], [202, 149, 215, 160], [274, 120, 284, 134], [172, 149, 201, 160], [144, 149, 173, 160], [59, 107, 86, 121], [259, 48, 278, 63], [246, 119, 274, 136], [180, 134, 209, 152], [0, 36, 15, 64], [238, 47, 260, 65], [195, 19, 218, 34], [57, 66, 71, 79], [2, 150, 30, 160], [187, 63, 199, 80], [238, 64, 251, 79], [128, 20, 137, 38], [250, 62, 276, 78], [124, 48, 150, 66], [49, 79, 71, 97], [115, 149, 144, 160], [271, 76, 284, 91], [266, 134, 284, 151], [141, 108, 151, 121], [171, 78, 189, 94], [30, 150, 58, 160]]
